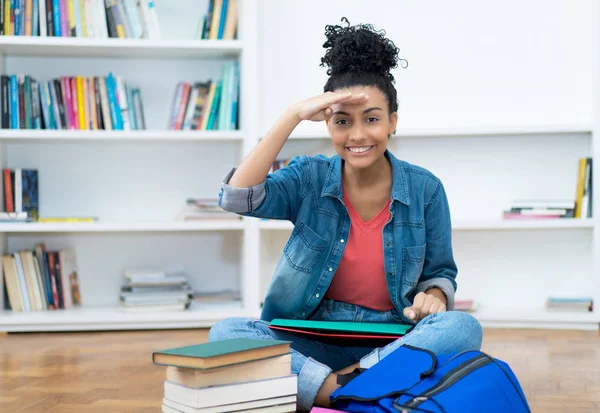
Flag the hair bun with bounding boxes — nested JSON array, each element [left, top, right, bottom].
[[320, 17, 406, 82]]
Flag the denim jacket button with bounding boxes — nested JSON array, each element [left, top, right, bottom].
[[387, 242, 391, 247], [315, 293, 320, 298], [328, 267, 333, 272], [340, 239, 345, 243]]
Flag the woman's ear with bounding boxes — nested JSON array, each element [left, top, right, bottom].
[[388, 112, 398, 137]]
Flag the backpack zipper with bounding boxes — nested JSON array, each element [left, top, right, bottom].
[[396, 353, 492, 411]]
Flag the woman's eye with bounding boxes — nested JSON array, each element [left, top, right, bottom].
[[367, 117, 379, 123], [335, 119, 349, 125]]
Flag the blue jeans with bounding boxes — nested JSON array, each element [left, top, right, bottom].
[[208, 298, 483, 411]]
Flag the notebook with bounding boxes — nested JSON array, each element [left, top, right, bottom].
[[153, 338, 291, 369], [268, 319, 413, 340]]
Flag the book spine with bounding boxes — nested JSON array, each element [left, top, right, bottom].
[[9, 75, 18, 129], [38, 0, 46, 36], [1, 75, 9, 129], [98, 76, 112, 130], [59, 0, 67, 36], [32, 0, 39, 36], [52, 0, 60, 35], [17, 74, 25, 129]]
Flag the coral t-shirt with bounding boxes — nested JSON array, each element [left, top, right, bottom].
[[325, 188, 394, 311]]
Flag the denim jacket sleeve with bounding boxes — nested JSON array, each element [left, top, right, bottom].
[[416, 180, 458, 311], [218, 155, 306, 221]]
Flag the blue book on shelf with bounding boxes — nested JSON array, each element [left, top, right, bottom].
[[9, 75, 18, 129], [217, 0, 228, 40], [217, 63, 230, 130], [13, 0, 21, 36], [32, 0, 39, 36], [230, 62, 239, 130], [126, 84, 137, 130], [207, 80, 222, 131], [52, 0, 61, 36], [106, 73, 123, 130], [21, 169, 39, 221]]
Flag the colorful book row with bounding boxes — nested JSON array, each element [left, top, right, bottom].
[[0, 0, 161, 39], [0, 73, 146, 130], [168, 62, 239, 131], [196, 0, 237, 40], [2, 244, 81, 312]]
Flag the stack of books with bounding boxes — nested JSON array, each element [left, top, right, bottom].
[[546, 297, 593, 312], [153, 338, 297, 412], [502, 200, 576, 220], [177, 198, 240, 221], [120, 268, 192, 311]]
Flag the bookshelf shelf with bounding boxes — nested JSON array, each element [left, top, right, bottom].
[[284, 124, 593, 140], [472, 306, 599, 330], [0, 37, 243, 59], [258, 219, 595, 231], [0, 129, 244, 143], [0, 220, 245, 233], [0, 303, 257, 332]]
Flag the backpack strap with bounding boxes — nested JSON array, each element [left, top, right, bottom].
[[337, 368, 368, 386]]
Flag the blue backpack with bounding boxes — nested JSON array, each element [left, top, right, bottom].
[[330, 344, 530, 413]]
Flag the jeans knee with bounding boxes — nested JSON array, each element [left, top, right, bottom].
[[429, 311, 483, 351], [208, 317, 247, 342], [450, 311, 482, 350]]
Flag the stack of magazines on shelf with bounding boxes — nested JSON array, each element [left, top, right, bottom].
[[177, 198, 240, 221], [502, 200, 576, 220], [120, 268, 192, 312], [546, 296, 593, 312]]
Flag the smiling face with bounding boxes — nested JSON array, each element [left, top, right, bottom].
[[326, 86, 398, 171]]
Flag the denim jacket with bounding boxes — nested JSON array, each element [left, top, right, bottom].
[[218, 150, 457, 324]]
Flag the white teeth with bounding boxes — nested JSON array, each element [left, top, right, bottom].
[[348, 146, 372, 153]]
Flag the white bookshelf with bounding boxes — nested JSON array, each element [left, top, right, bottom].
[[0, 37, 243, 59], [1, 0, 600, 333], [0, 129, 244, 143]]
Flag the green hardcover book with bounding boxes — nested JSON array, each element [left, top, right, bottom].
[[269, 319, 413, 340], [153, 338, 291, 370]]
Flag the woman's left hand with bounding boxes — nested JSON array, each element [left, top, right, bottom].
[[403, 290, 447, 323]]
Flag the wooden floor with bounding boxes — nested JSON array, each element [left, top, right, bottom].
[[0, 328, 599, 412]]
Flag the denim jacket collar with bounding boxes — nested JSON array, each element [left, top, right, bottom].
[[320, 149, 411, 206]]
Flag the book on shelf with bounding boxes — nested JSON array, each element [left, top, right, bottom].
[[2, 167, 38, 221], [120, 267, 192, 311], [196, 0, 238, 40], [168, 62, 239, 131], [0, 72, 146, 131], [177, 198, 240, 221], [0, 0, 161, 39], [153, 338, 297, 412], [546, 296, 593, 312], [502, 157, 592, 220], [2, 243, 81, 311]]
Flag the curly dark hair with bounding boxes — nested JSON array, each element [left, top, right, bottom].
[[320, 17, 408, 113]]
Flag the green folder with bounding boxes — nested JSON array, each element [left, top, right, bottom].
[[269, 319, 413, 339]]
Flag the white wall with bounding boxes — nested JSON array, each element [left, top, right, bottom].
[[258, 0, 594, 134]]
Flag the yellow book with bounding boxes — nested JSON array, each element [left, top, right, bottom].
[[67, 0, 76, 36], [4, 0, 10, 36], [200, 82, 217, 130], [38, 217, 98, 223], [208, 0, 223, 40], [574, 158, 587, 218], [222, 0, 238, 40], [79, 0, 87, 37], [76, 76, 85, 129]]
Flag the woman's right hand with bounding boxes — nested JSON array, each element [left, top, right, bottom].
[[291, 91, 369, 122]]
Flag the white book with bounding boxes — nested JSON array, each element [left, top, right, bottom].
[[84, 0, 95, 37], [162, 397, 297, 413], [38, 0, 47, 36], [13, 252, 31, 312], [94, 0, 109, 38], [163, 376, 297, 409]]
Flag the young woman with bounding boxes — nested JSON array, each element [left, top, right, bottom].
[[209, 18, 482, 412]]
